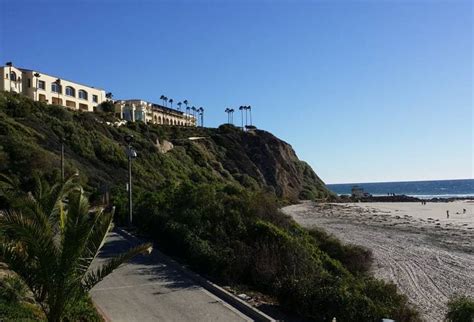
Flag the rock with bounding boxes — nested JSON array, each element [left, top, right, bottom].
[[155, 139, 174, 154], [237, 293, 251, 301]]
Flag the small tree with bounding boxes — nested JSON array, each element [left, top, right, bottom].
[[96, 100, 115, 113], [446, 295, 474, 322], [0, 175, 152, 322]]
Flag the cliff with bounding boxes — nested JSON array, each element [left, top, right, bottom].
[[0, 92, 331, 201]]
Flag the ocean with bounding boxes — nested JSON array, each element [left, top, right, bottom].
[[327, 179, 474, 199]]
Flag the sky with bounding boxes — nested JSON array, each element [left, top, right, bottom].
[[0, 0, 472, 184]]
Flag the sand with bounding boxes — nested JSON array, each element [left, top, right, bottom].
[[282, 200, 474, 322]]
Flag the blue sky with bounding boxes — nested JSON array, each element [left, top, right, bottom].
[[1, 0, 472, 184]]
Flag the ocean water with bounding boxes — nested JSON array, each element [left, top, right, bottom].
[[327, 179, 474, 199]]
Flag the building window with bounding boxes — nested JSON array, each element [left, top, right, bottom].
[[38, 94, 47, 102], [28, 79, 31, 88], [38, 80, 45, 90], [10, 71, 17, 81], [78, 90, 88, 100], [66, 100, 76, 108], [65, 86, 75, 97], [79, 103, 88, 111], [92, 95, 98, 103], [51, 83, 62, 93], [52, 97, 63, 106]]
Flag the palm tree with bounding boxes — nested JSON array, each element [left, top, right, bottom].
[[198, 107, 204, 127], [186, 105, 191, 125], [239, 106, 244, 129], [244, 106, 249, 128], [225, 108, 230, 124], [0, 175, 151, 322], [191, 106, 197, 125], [169, 99, 173, 108], [177, 102, 182, 111], [160, 95, 165, 106], [164, 96, 168, 107], [229, 108, 235, 125], [247, 105, 252, 126]]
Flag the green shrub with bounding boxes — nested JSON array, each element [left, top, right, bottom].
[[446, 295, 474, 322], [0, 276, 28, 304], [308, 227, 373, 275]]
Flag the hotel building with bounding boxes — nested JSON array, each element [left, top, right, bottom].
[[1, 63, 195, 126], [114, 99, 196, 126], [0, 63, 106, 112]]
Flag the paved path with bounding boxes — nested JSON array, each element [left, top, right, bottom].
[[90, 229, 251, 322]]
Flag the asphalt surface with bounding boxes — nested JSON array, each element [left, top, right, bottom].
[[90, 229, 251, 322]]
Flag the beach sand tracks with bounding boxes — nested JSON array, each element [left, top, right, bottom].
[[283, 201, 474, 322]]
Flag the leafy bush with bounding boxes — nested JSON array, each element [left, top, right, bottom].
[[308, 227, 373, 275], [446, 295, 474, 322], [0, 275, 43, 321]]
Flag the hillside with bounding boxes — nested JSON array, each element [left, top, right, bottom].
[[0, 92, 330, 201], [0, 91, 423, 321]]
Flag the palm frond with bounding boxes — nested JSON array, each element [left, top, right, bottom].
[[75, 207, 114, 276], [0, 210, 59, 300], [82, 243, 152, 292]]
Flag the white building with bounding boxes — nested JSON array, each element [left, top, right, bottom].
[[1, 63, 107, 112], [114, 99, 196, 126]]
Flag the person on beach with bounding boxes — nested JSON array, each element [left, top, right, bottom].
[[463, 208, 466, 214], [446, 210, 449, 219]]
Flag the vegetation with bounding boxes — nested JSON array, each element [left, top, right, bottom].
[[0, 91, 330, 202], [112, 182, 419, 321], [0, 275, 42, 321], [0, 92, 420, 321], [446, 295, 474, 322], [0, 174, 151, 321]]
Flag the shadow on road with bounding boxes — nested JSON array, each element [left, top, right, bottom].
[[96, 227, 199, 292]]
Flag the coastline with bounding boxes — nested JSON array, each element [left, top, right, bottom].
[[282, 200, 474, 321]]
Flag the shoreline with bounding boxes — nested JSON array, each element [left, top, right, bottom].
[[282, 200, 474, 321], [333, 194, 474, 203]]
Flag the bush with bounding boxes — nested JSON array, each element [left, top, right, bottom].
[[0, 275, 43, 321], [446, 295, 474, 322], [308, 227, 373, 275]]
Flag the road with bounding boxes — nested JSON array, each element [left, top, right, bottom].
[[90, 229, 252, 322]]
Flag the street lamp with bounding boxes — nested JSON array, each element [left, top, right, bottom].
[[60, 137, 65, 183], [124, 134, 137, 226], [33, 72, 41, 101], [55, 79, 61, 105]]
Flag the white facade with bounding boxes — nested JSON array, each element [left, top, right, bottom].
[[115, 99, 196, 127], [1, 64, 106, 112], [1, 63, 198, 127]]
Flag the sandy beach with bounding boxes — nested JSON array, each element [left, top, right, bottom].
[[282, 200, 474, 322]]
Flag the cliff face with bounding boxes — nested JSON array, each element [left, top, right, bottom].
[[0, 92, 331, 200], [209, 126, 329, 200]]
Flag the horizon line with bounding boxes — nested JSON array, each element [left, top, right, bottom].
[[327, 178, 473, 185]]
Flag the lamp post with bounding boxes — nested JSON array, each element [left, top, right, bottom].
[[125, 134, 137, 226], [60, 137, 65, 183], [34, 72, 41, 101], [55, 79, 61, 105]]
